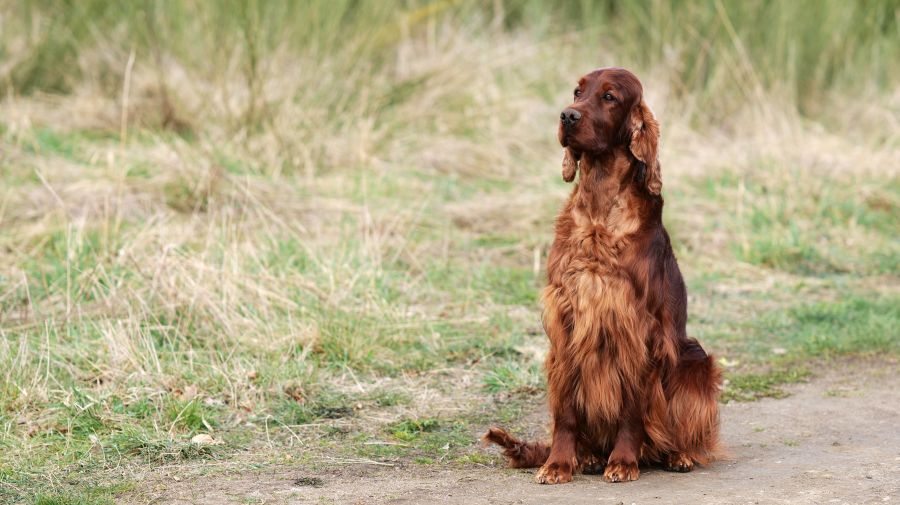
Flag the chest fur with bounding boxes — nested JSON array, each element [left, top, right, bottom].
[[544, 190, 643, 349], [571, 192, 640, 259], [551, 188, 642, 283], [544, 192, 651, 424]]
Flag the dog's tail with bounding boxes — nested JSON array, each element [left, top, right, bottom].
[[482, 427, 550, 468]]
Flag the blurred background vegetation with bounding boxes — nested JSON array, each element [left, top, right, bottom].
[[3, 0, 899, 127], [10, 0, 900, 92], [0, 1, 898, 503]]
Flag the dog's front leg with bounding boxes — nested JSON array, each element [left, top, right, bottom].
[[602, 402, 644, 482], [536, 299, 578, 484], [536, 395, 578, 484]]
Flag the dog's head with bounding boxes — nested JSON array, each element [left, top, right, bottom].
[[558, 67, 661, 194]]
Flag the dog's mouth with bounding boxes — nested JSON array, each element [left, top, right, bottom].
[[562, 143, 582, 160], [559, 131, 585, 155]]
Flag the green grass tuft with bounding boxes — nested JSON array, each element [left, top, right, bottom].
[[389, 418, 440, 442], [722, 369, 811, 403], [482, 362, 543, 394]]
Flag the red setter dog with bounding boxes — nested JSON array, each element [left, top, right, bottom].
[[484, 68, 721, 484]]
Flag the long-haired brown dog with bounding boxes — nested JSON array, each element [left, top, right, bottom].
[[484, 68, 721, 484]]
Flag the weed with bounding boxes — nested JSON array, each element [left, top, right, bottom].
[[389, 419, 440, 442], [721, 369, 810, 403]]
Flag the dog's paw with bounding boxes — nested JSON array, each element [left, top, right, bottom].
[[581, 454, 607, 475], [602, 460, 639, 483], [665, 453, 694, 473], [535, 461, 574, 484]]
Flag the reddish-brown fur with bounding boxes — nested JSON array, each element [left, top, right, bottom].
[[483, 68, 721, 484]]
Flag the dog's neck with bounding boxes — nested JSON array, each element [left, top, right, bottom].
[[573, 147, 636, 220]]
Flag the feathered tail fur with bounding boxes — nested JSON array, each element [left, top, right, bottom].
[[482, 427, 550, 468]]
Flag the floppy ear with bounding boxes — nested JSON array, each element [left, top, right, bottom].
[[561, 148, 578, 183], [628, 100, 662, 195]]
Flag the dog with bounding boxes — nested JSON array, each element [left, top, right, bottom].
[[484, 67, 721, 484]]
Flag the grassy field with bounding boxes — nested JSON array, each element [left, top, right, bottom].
[[1, 1, 898, 503]]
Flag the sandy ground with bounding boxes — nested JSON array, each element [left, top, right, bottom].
[[128, 365, 899, 505]]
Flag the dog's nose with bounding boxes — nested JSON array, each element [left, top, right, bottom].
[[560, 108, 581, 127]]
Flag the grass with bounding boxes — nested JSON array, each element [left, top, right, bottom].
[[482, 361, 543, 394], [0, 0, 898, 503], [720, 369, 811, 403]]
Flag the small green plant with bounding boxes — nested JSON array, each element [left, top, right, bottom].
[[165, 400, 219, 434], [722, 369, 810, 402], [389, 419, 440, 442]]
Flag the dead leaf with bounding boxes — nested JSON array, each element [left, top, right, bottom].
[[284, 385, 305, 402]]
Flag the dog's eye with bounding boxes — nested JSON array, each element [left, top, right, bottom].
[[602, 92, 615, 102], [574, 88, 581, 98]]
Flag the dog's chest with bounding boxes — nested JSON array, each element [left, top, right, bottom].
[[565, 194, 640, 271], [549, 195, 642, 324]]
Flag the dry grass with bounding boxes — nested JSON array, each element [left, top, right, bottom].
[[0, 1, 898, 503]]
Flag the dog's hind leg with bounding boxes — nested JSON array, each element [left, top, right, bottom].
[[664, 341, 722, 469]]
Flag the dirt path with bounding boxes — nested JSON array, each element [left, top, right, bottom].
[[130, 365, 899, 505]]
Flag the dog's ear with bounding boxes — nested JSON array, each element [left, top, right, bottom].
[[561, 148, 578, 183], [628, 100, 661, 195]]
